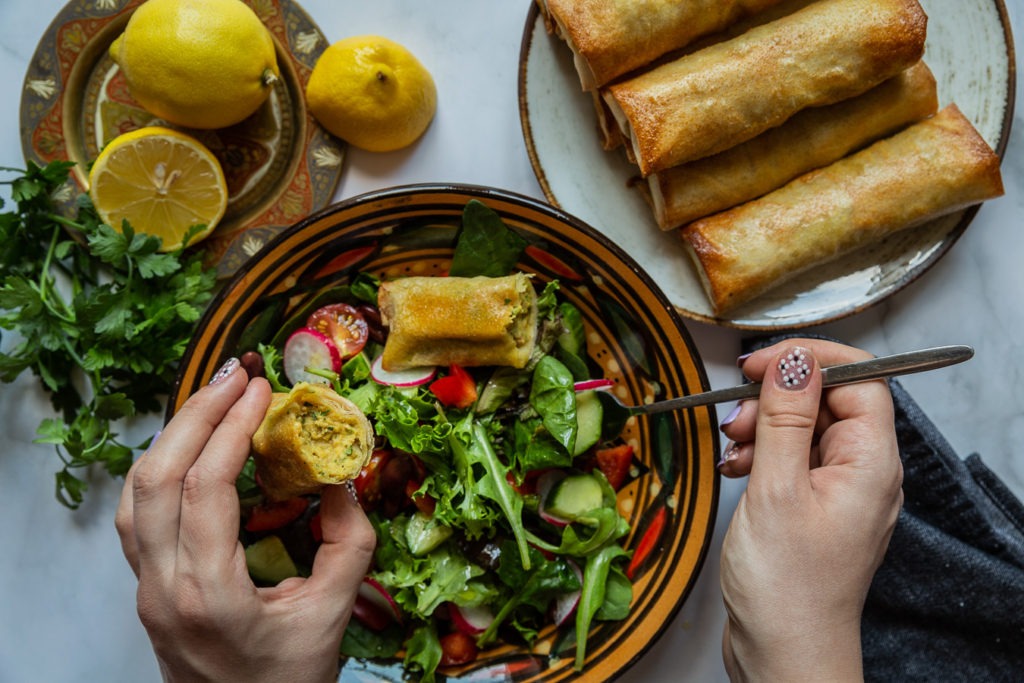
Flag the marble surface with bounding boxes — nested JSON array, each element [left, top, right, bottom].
[[0, 1, 1019, 681]]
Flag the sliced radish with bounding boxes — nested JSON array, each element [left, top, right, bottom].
[[450, 603, 495, 636], [370, 355, 437, 387], [552, 560, 583, 627], [574, 378, 614, 392], [537, 470, 570, 527], [283, 327, 341, 385], [355, 577, 402, 629]]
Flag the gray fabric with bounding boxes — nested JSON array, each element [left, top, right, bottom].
[[861, 380, 1024, 682]]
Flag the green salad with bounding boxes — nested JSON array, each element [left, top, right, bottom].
[[237, 202, 638, 681]]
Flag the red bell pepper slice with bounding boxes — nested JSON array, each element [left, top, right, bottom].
[[626, 505, 667, 580], [244, 497, 309, 532], [595, 444, 634, 490], [429, 364, 478, 409]]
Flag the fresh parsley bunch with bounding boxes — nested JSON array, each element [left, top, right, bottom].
[[0, 160, 217, 508]]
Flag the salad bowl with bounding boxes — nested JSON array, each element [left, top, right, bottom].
[[169, 185, 719, 682]]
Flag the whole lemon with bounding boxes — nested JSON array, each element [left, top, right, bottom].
[[110, 0, 280, 130], [306, 36, 437, 152]]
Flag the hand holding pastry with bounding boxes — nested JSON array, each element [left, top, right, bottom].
[[115, 359, 375, 683]]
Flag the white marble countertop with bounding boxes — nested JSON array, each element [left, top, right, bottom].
[[0, 1, 1020, 681]]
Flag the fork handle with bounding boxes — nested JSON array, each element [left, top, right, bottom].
[[640, 345, 974, 414]]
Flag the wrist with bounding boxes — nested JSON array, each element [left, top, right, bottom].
[[724, 616, 864, 683]]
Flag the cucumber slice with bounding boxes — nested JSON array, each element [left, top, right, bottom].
[[245, 535, 299, 584], [573, 390, 603, 456], [405, 511, 453, 556], [545, 473, 605, 521]]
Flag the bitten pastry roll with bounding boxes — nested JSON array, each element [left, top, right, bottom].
[[537, 0, 789, 90], [643, 62, 939, 229], [252, 382, 375, 501], [603, 0, 928, 176], [681, 105, 1005, 315], [378, 273, 539, 371]]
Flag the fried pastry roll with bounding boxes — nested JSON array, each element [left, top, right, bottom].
[[252, 382, 375, 500], [537, 0, 790, 90], [681, 105, 1004, 315], [603, 0, 928, 176], [378, 273, 538, 371], [643, 62, 939, 229]]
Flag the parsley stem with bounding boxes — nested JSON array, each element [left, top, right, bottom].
[[37, 225, 74, 322], [45, 212, 85, 232]]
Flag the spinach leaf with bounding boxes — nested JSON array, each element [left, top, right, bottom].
[[340, 620, 404, 659], [449, 199, 527, 277], [529, 355, 578, 453]]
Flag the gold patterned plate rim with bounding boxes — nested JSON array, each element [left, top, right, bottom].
[[168, 183, 721, 682], [19, 0, 345, 279]]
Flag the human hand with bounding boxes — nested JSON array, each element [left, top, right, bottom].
[[115, 358, 376, 683], [717, 340, 903, 682]]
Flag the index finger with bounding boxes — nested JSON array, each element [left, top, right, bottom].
[[177, 377, 271, 572], [129, 359, 249, 574]]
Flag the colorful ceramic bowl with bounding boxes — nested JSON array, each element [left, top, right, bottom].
[[169, 185, 720, 682]]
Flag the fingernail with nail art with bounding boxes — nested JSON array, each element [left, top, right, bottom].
[[718, 442, 741, 468], [776, 348, 813, 390], [209, 357, 241, 385]]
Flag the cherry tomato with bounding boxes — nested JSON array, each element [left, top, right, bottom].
[[439, 631, 478, 667], [306, 303, 369, 359]]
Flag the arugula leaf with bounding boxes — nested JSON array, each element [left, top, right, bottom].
[[0, 161, 217, 508], [448, 416, 532, 569], [478, 543, 581, 646], [575, 543, 630, 670], [449, 199, 528, 277]]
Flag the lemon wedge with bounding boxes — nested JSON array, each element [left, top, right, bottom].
[[88, 127, 228, 252]]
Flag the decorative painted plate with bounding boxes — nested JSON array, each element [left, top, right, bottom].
[[169, 185, 720, 682], [20, 0, 344, 278], [519, 0, 1015, 329]]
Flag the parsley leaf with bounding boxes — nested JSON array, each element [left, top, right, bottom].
[[0, 161, 217, 508]]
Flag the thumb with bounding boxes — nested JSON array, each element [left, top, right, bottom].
[[306, 483, 376, 601], [748, 346, 822, 493]]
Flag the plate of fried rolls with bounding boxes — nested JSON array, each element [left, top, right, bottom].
[[520, 0, 1013, 328]]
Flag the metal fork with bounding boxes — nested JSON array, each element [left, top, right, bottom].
[[596, 345, 974, 421]]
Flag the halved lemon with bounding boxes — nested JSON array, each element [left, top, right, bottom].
[[88, 127, 228, 252]]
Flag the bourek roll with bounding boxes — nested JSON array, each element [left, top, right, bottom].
[[378, 273, 538, 371], [603, 0, 928, 176], [538, 0, 789, 90], [252, 382, 375, 500], [643, 62, 939, 229], [681, 104, 1004, 316]]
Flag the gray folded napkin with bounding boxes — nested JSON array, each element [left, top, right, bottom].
[[861, 380, 1024, 682]]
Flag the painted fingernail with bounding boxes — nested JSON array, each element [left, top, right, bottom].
[[209, 357, 241, 385], [736, 352, 752, 367], [719, 402, 742, 428], [717, 442, 741, 468], [776, 347, 813, 390]]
